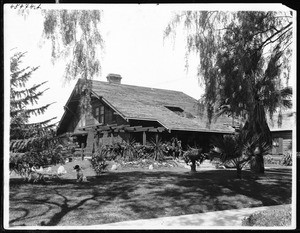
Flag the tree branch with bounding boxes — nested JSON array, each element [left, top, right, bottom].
[[263, 26, 292, 48], [258, 22, 292, 50]]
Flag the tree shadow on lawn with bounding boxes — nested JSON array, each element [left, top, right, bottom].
[[9, 168, 292, 226]]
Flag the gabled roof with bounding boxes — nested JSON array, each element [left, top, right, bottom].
[[58, 79, 295, 135], [88, 79, 235, 133]]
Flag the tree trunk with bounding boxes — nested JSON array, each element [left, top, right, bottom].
[[256, 155, 265, 173], [250, 155, 265, 174], [236, 166, 242, 179], [190, 160, 196, 172], [244, 102, 270, 174]]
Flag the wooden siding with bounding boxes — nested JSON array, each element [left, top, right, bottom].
[[90, 97, 127, 126], [271, 130, 292, 155], [283, 139, 292, 153]]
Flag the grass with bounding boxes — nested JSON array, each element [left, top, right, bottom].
[[9, 159, 292, 227], [242, 205, 292, 226]]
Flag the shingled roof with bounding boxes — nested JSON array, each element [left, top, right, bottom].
[[58, 78, 294, 135], [88, 79, 235, 133]]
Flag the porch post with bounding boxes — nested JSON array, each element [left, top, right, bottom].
[[143, 131, 146, 145], [81, 143, 84, 161], [110, 133, 114, 145]]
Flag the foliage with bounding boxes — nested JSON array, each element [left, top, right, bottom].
[[42, 9, 103, 82], [281, 152, 292, 166], [165, 11, 293, 173], [165, 11, 292, 123], [209, 130, 271, 178], [10, 51, 57, 152], [183, 147, 206, 172], [148, 136, 166, 161], [163, 137, 183, 159], [9, 51, 63, 177], [242, 205, 291, 226], [61, 137, 77, 156], [9, 143, 65, 178], [90, 137, 180, 174], [264, 154, 276, 165], [91, 146, 109, 175], [41, 9, 104, 115], [122, 138, 139, 161]]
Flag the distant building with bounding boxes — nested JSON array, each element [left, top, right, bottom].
[[267, 111, 295, 155]]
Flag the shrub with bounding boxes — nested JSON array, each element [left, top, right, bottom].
[[281, 152, 292, 166], [106, 143, 125, 161], [209, 131, 250, 178], [9, 144, 65, 179], [264, 154, 275, 164], [91, 147, 109, 175], [90, 137, 181, 173], [148, 137, 166, 161], [210, 130, 271, 178], [122, 138, 138, 161], [183, 147, 206, 172], [242, 205, 292, 226]]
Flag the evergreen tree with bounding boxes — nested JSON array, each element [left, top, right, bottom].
[[10, 51, 56, 152], [164, 11, 293, 173]]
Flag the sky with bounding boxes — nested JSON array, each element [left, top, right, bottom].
[[4, 4, 296, 125]]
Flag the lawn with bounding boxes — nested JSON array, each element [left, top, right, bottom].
[[9, 160, 292, 227]]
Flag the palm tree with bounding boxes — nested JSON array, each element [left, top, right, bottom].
[[210, 130, 271, 179]]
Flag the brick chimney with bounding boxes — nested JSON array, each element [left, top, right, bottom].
[[106, 73, 122, 84]]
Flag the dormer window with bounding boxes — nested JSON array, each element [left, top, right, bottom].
[[165, 106, 195, 118], [94, 105, 105, 124], [165, 106, 184, 114]]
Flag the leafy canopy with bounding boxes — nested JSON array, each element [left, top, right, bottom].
[[164, 11, 293, 129], [41, 9, 104, 115], [42, 9, 104, 82]]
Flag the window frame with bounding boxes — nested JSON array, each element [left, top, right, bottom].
[[94, 105, 105, 124]]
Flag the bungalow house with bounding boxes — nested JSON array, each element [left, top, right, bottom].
[[57, 74, 294, 156], [57, 74, 236, 155]]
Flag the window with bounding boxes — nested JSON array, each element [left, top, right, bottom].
[[165, 106, 184, 112], [112, 111, 117, 123], [94, 106, 105, 124], [165, 106, 184, 117]]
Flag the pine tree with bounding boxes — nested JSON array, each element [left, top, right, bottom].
[[10, 51, 57, 152]]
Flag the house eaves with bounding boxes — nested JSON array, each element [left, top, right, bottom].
[[126, 117, 170, 131], [270, 128, 293, 132], [57, 80, 80, 132], [169, 127, 234, 134]]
